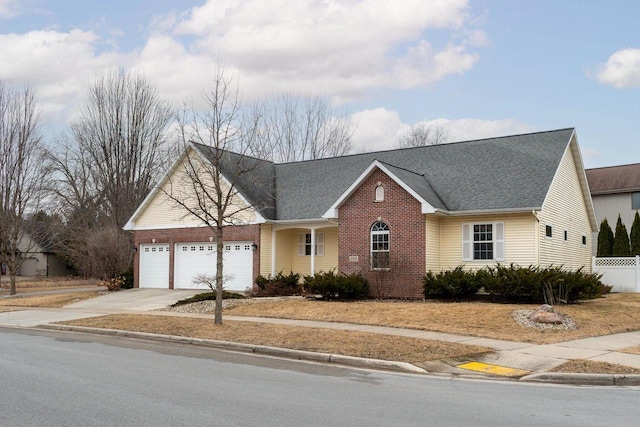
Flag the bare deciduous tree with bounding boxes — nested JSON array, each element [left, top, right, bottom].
[[71, 69, 173, 227], [250, 93, 354, 162], [396, 123, 450, 148], [47, 70, 172, 280], [165, 66, 268, 324], [0, 81, 47, 295]]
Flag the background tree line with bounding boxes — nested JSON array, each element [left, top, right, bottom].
[[597, 212, 640, 257]]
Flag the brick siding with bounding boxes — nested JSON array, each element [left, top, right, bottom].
[[338, 169, 425, 299], [133, 224, 261, 289]]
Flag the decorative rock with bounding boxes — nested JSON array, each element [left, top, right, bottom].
[[529, 310, 563, 324], [537, 304, 554, 313]]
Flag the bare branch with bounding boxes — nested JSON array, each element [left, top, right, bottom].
[[396, 123, 450, 148]]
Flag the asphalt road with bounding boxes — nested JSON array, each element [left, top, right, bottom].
[[1, 327, 640, 427]]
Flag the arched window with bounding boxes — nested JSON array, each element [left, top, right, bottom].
[[375, 185, 384, 202], [371, 221, 390, 269]]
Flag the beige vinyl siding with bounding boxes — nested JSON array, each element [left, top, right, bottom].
[[135, 151, 256, 228], [275, 229, 296, 274], [425, 215, 441, 272], [315, 227, 339, 272], [259, 224, 273, 277], [537, 144, 592, 271], [438, 213, 537, 271]]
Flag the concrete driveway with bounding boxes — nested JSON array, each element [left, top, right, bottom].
[[65, 288, 203, 311]]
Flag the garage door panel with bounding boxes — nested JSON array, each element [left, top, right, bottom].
[[174, 241, 253, 291], [139, 244, 170, 288]]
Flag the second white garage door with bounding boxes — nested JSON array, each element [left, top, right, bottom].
[[173, 242, 253, 291]]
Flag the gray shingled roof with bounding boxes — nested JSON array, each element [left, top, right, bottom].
[[194, 128, 575, 221], [586, 163, 640, 195], [274, 128, 574, 220]]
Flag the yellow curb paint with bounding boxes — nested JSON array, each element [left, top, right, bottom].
[[457, 361, 530, 377]]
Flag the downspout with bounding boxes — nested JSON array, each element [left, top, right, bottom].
[[533, 210, 540, 265]]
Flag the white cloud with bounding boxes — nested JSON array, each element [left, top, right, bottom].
[[165, 0, 482, 102], [0, 0, 486, 132], [0, 29, 127, 122], [350, 108, 407, 152], [349, 110, 537, 153], [0, 0, 17, 18], [594, 48, 640, 88], [421, 118, 537, 142]]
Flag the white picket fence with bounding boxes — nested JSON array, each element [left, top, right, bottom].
[[592, 256, 640, 292]]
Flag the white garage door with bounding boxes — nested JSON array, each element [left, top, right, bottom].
[[174, 242, 253, 292], [139, 244, 170, 288]]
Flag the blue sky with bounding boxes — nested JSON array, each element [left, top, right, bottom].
[[1, 0, 639, 168]]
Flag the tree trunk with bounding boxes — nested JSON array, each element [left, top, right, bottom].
[[215, 224, 224, 325], [9, 271, 16, 295]]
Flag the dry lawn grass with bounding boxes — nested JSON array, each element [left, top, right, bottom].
[[0, 277, 98, 293], [224, 293, 640, 344], [620, 345, 640, 355], [550, 360, 640, 375], [0, 292, 101, 308], [60, 314, 491, 364]]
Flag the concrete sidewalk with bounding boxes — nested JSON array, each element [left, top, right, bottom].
[[2, 289, 640, 384]]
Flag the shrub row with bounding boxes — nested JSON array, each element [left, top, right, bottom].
[[171, 291, 245, 307], [424, 263, 610, 303], [304, 270, 370, 300], [253, 272, 304, 297], [253, 270, 370, 300]]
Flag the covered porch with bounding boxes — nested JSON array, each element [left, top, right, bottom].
[[260, 222, 339, 278]]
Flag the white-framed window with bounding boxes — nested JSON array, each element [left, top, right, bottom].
[[582, 235, 587, 246], [545, 224, 553, 239], [462, 223, 505, 261], [298, 232, 324, 256], [375, 185, 385, 202], [564, 230, 568, 242], [371, 221, 390, 269], [633, 192, 640, 210]]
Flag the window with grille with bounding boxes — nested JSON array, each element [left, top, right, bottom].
[[462, 223, 505, 261], [298, 232, 324, 256], [371, 221, 390, 269]]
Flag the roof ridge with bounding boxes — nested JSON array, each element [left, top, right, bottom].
[[586, 162, 640, 171]]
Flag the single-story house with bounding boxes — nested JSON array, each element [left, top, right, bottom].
[[585, 163, 640, 255], [124, 127, 596, 298], [7, 228, 71, 277]]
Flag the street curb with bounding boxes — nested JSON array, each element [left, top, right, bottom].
[[521, 372, 640, 386], [37, 324, 428, 375]]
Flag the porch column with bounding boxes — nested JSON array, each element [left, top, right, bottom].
[[310, 228, 316, 277], [271, 227, 277, 276]]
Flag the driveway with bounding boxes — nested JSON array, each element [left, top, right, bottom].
[[65, 288, 202, 311]]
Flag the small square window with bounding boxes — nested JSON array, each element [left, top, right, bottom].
[[545, 225, 553, 238]]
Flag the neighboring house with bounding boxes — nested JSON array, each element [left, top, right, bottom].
[[10, 230, 70, 277], [586, 163, 640, 255], [124, 128, 596, 298]]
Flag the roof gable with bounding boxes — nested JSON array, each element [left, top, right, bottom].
[[322, 160, 437, 218]]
